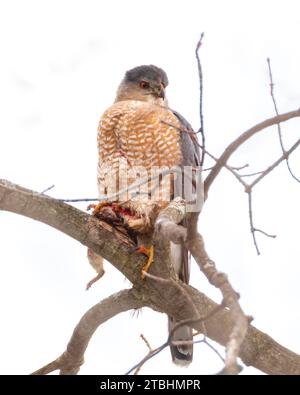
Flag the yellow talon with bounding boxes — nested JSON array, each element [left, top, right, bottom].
[[141, 245, 154, 279], [130, 244, 155, 279]]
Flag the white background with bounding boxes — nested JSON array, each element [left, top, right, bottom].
[[0, 0, 299, 375]]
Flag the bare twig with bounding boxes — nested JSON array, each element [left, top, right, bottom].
[[133, 335, 153, 375], [202, 337, 225, 364], [126, 304, 224, 375], [195, 32, 205, 166], [168, 305, 223, 343], [140, 334, 152, 352], [231, 164, 249, 171], [204, 108, 300, 198], [60, 197, 100, 203], [247, 192, 271, 255], [60, 167, 195, 203], [203, 166, 214, 171], [267, 58, 284, 148], [249, 138, 300, 189], [255, 228, 277, 238], [286, 160, 300, 183], [202, 148, 248, 189], [126, 342, 168, 375], [244, 139, 300, 253], [40, 184, 55, 194], [247, 192, 260, 254], [240, 170, 265, 177], [160, 119, 202, 148], [267, 58, 300, 183], [202, 133, 300, 254], [1, 180, 300, 374]]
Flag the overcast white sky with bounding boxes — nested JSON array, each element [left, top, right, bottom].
[[0, 0, 299, 375]]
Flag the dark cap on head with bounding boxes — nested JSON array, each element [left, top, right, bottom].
[[125, 65, 169, 87]]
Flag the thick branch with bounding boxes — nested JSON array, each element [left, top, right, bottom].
[[183, 287, 300, 375], [0, 179, 144, 285], [204, 109, 300, 198], [1, 179, 300, 374], [155, 198, 247, 373], [32, 289, 144, 375]]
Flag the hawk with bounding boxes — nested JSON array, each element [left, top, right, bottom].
[[91, 65, 202, 365]]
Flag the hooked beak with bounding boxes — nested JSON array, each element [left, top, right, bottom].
[[151, 84, 165, 99]]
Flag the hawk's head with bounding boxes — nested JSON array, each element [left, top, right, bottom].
[[115, 65, 169, 105]]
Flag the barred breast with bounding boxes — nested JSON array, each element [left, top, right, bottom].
[[97, 100, 182, 204]]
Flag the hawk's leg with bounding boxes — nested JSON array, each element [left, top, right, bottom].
[[141, 245, 154, 278], [131, 245, 154, 279]]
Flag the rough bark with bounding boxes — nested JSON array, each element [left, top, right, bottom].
[[1, 179, 299, 374]]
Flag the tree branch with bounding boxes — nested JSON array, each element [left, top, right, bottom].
[[183, 286, 300, 375], [195, 32, 205, 166], [0, 179, 143, 285], [31, 289, 144, 375], [249, 138, 300, 189], [126, 303, 223, 375], [186, 233, 249, 374], [267, 58, 300, 183], [1, 179, 300, 374], [201, 123, 300, 254], [204, 109, 300, 199]]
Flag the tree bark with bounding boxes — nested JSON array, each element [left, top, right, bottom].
[[1, 179, 300, 374]]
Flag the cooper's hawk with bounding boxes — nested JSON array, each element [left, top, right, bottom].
[[91, 65, 202, 365]]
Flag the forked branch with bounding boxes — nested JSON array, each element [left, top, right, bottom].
[[1, 179, 300, 375], [204, 109, 300, 198], [31, 289, 144, 375]]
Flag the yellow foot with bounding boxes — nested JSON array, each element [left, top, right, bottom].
[[141, 245, 154, 279], [131, 245, 154, 279]]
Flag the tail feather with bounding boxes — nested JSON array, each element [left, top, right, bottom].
[[168, 316, 193, 366], [169, 242, 193, 366]]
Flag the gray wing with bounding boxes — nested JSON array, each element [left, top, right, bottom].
[[167, 110, 202, 366], [172, 110, 201, 167], [171, 109, 202, 283]]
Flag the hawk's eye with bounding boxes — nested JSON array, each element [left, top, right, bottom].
[[139, 81, 150, 89]]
